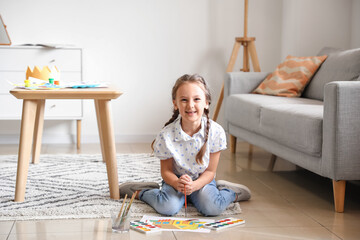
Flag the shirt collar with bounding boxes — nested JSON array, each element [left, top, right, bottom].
[[173, 116, 206, 141]]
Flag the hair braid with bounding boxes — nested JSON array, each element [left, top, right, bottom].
[[164, 109, 179, 128], [151, 109, 179, 150], [195, 108, 210, 165]]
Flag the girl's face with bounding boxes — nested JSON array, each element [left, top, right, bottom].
[[173, 82, 209, 129]]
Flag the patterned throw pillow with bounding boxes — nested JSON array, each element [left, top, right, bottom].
[[253, 55, 327, 97]]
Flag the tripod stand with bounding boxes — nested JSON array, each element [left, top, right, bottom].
[[212, 0, 265, 162], [213, 0, 261, 121], [212, 36, 260, 121]]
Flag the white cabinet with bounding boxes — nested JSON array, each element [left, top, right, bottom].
[[0, 46, 83, 147]]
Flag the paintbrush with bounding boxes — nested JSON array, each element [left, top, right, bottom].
[[117, 194, 128, 218], [123, 191, 137, 217], [184, 187, 187, 218]]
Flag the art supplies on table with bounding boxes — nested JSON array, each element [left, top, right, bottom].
[[26, 66, 60, 82], [60, 82, 107, 89], [8, 64, 107, 90], [68, 83, 102, 88], [9, 82, 61, 90], [130, 220, 162, 234], [8, 79, 107, 90], [203, 217, 245, 231]]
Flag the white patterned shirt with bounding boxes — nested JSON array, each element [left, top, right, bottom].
[[153, 116, 227, 180]]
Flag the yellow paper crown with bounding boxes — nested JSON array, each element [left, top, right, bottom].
[[26, 66, 59, 81]]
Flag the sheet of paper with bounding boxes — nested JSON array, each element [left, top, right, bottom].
[[140, 215, 213, 233]]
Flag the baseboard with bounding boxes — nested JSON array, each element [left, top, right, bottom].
[[0, 134, 156, 144]]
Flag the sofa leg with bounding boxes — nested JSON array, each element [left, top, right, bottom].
[[268, 154, 277, 171], [248, 144, 253, 159], [230, 134, 237, 153], [332, 180, 346, 213]]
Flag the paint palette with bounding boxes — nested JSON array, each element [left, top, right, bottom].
[[203, 217, 245, 231], [130, 220, 162, 234], [70, 83, 100, 88]]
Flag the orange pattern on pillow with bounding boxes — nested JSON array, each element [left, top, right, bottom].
[[253, 55, 327, 97]]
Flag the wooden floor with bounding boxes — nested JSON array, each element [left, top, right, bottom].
[[0, 142, 359, 240]]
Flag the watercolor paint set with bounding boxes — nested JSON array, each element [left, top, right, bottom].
[[203, 217, 245, 231], [130, 220, 162, 234]]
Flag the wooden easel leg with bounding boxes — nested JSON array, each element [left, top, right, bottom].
[[213, 39, 261, 122], [226, 41, 242, 72], [213, 83, 224, 122], [333, 180, 346, 213], [242, 44, 249, 72], [248, 41, 261, 72], [213, 41, 241, 121]]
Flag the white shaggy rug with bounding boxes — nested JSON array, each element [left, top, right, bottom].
[[0, 154, 241, 221]]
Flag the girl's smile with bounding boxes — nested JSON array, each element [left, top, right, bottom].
[[185, 110, 196, 115]]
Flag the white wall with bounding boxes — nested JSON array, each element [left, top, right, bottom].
[[281, 0, 353, 58], [351, 0, 360, 48], [0, 0, 358, 144]]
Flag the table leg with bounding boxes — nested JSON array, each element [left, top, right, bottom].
[[95, 101, 105, 162], [32, 100, 45, 164], [95, 99, 119, 200], [15, 99, 38, 202]]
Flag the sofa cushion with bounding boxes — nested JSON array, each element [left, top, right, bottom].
[[252, 55, 327, 97], [226, 94, 320, 131], [225, 94, 323, 156], [303, 47, 360, 100], [260, 102, 323, 157]]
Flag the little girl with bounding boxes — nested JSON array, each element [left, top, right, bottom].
[[119, 74, 251, 216]]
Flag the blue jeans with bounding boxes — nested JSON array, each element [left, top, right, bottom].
[[139, 179, 236, 216]]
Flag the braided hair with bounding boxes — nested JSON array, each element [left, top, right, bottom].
[[151, 74, 212, 165]]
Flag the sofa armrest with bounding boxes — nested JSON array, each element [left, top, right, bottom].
[[224, 72, 269, 97], [322, 81, 360, 180]]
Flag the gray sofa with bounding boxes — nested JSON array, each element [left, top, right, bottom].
[[224, 47, 360, 212]]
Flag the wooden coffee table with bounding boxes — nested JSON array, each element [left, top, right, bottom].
[[10, 87, 122, 202]]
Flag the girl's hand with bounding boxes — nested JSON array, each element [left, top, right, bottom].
[[179, 174, 195, 195]]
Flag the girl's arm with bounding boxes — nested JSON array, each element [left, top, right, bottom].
[[160, 158, 181, 190], [180, 151, 221, 194]]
